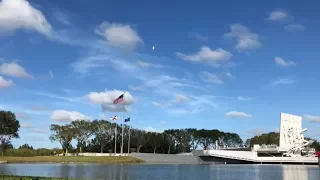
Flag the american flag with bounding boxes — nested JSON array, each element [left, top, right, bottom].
[[113, 94, 124, 104], [110, 116, 118, 120]]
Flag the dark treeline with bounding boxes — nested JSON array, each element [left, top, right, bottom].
[[245, 132, 320, 151], [50, 120, 244, 154]]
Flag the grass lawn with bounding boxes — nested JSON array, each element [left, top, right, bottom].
[[0, 175, 80, 180], [0, 156, 144, 164]]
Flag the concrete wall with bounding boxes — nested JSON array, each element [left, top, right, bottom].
[[131, 153, 199, 164]]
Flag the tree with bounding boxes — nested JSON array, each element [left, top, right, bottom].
[[0, 111, 20, 151], [49, 124, 75, 154], [148, 132, 162, 153], [19, 144, 33, 150], [0, 139, 13, 156], [163, 130, 176, 154], [71, 120, 94, 153], [92, 120, 114, 153], [131, 129, 148, 152], [187, 128, 199, 150]]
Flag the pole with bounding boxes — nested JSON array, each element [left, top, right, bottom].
[[114, 123, 117, 155], [121, 121, 124, 154], [128, 126, 131, 154]]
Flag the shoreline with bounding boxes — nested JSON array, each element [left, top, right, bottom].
[[0, 156, 144, 164]]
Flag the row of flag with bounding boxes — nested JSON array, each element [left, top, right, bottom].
[[110, 115, 130, 122]]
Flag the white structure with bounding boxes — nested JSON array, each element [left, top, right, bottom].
[[279, 113, 314, 157], [193, 112, 318, 164]]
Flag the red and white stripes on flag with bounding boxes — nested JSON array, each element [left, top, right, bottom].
[[113, 94, 124, 104]]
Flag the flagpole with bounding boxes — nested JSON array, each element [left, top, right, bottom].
[[114, 121, 117, 155], [128, 125, 131, 155], [121, 120, 124, 154]]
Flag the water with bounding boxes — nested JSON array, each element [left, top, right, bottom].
[[0, 164, 319, 180]]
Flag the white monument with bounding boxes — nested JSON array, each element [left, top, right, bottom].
[[279, 112, 314, 157]]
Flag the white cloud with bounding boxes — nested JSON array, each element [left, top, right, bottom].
[[267, 9, 289, 22], [272, 78, 294, 85], [0, 62, 33, 78], [136, 60, 163, 68], [225, 24, 261, 51], [284, 24, 305, 32], [200, 72, 223, 84], [304, 114, 320, 122], [0, 0, 52, 37], [225, 111, 252, 118], [49, 70, 54, 79], [86, 90, 135, 105], [274, 57, 295, 67], [174, 94, 190, 103], [15, 112, 30, 120], [128, 85, 143, 91], [0, 76, 14, 88], [51, 110, 89, 122], [144, 127, 163, 133], [237, 96, 250, 101], [188, 32, 208, 42], [33, 128, 48, 134], [102, 104, 129, 112], [21, 123, 32, 129], [95, 21, 143, 50], [176, 46, 232, 65]]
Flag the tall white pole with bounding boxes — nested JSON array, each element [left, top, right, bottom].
[[121, 118, 123, 154], [114, 123, 117, 154], [128, 126, 131, 154]]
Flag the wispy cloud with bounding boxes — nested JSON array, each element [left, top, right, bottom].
[[136, 60, 163, 68], [267, 9, 290, 22], [0, 62, 33, 79], [272, 78, 295, 86], [200, 72, 223, 84], [304, 114, 320, 122], [284, 24, 305, 32], [95, 21, 143, 51], [224, 24, 261, 52], [176, 46, 232, 66], [274, 57, 295, 67], [0, 76, 14, 88], [0, 0, 52, 37], [51, 110, 89, 122], [225, 111, 252, 118], [237, 96, 250, 101], [128, 85, 143, 91]]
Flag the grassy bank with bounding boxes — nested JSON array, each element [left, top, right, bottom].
[[0, 156, 144, 164], [0, 175, 80, 180]]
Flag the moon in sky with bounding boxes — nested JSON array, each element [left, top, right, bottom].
[[152, 46, 155, 51]]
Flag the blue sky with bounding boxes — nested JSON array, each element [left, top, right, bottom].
[[1, 0, 320, 148]]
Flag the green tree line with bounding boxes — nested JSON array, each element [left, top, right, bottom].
[[50, 120, 244, 154]]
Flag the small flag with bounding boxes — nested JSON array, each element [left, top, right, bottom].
[[110, 116, 118, 120], [113, 94, 124, 104], [124, 117, 130, 122]]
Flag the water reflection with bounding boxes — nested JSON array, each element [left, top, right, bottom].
[[0, 164, 319, 180]]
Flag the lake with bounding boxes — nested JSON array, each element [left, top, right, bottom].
[[0, 164, 319, 180]]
